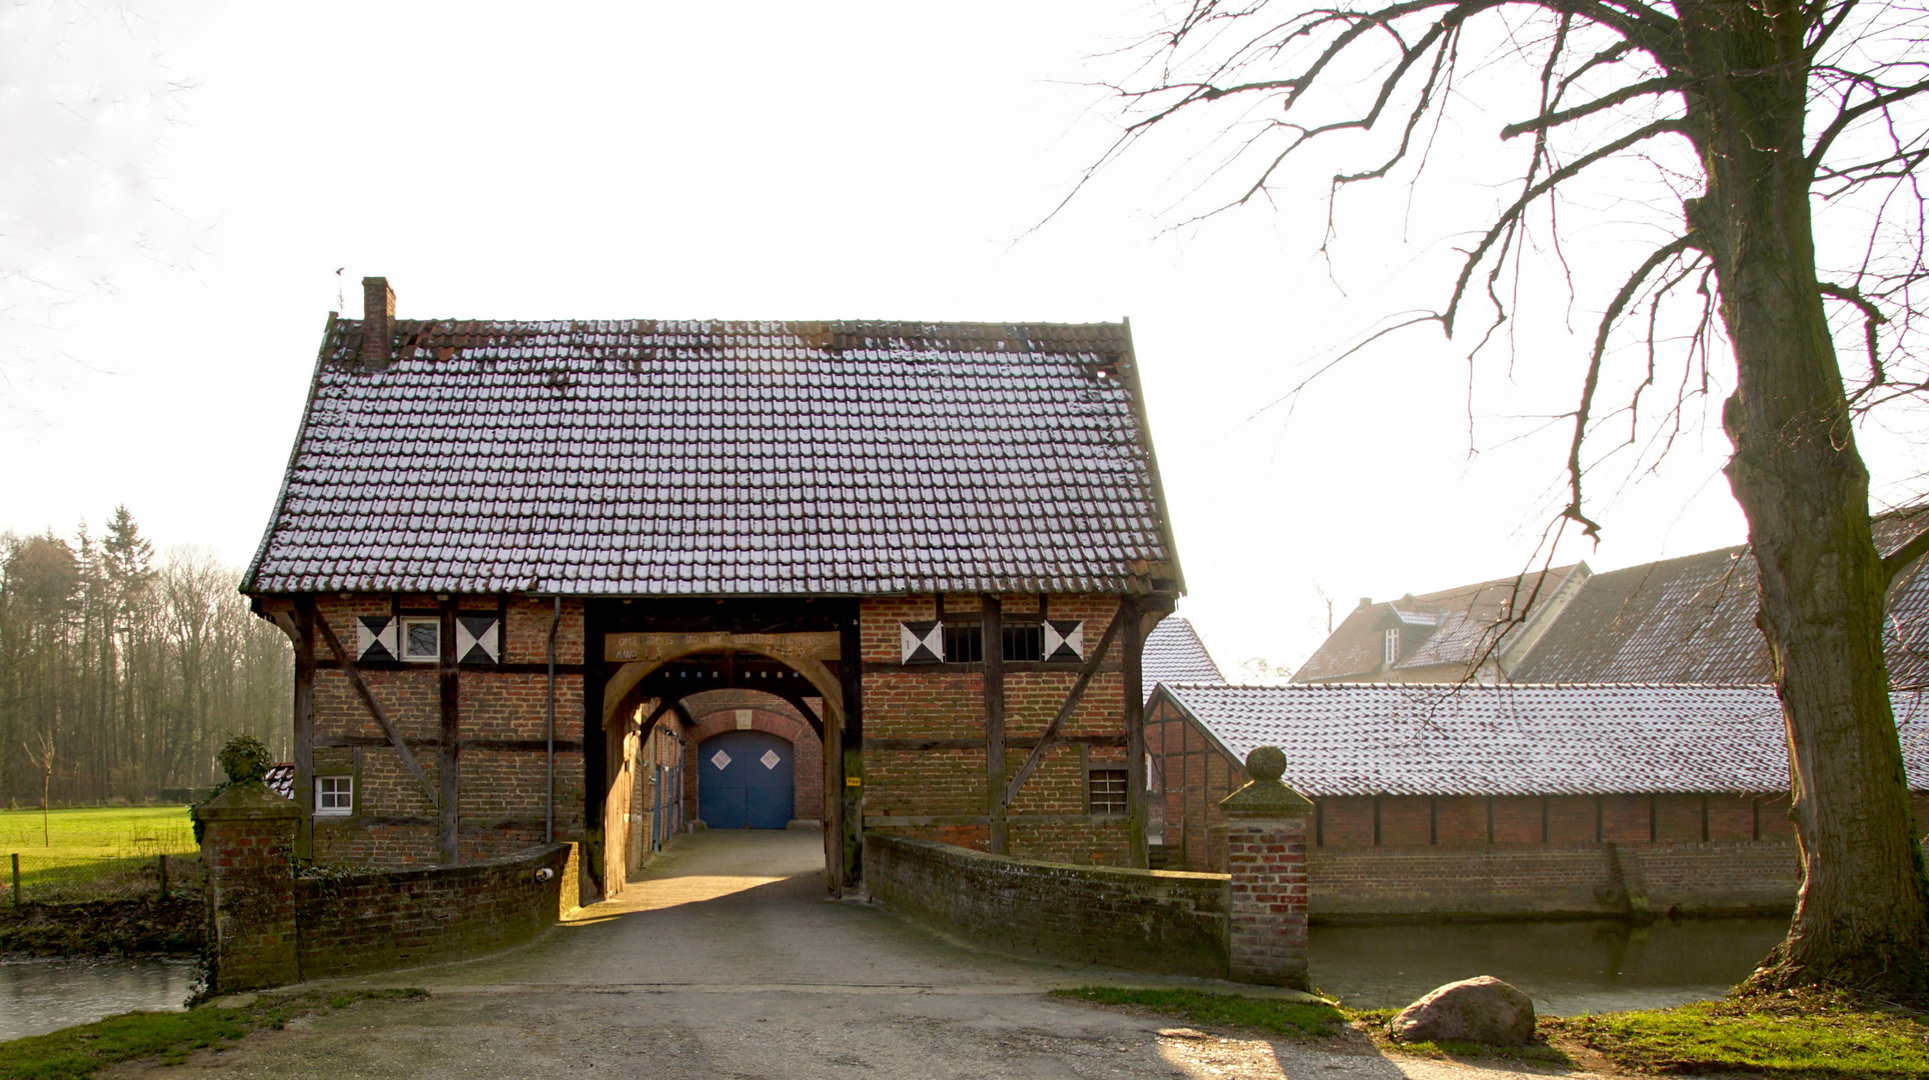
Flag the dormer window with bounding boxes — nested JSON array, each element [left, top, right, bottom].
[[1384, 627, 1401, 665]]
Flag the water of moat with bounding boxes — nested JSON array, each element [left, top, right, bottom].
[[0, 916, 1787, 1040], [1, 956, 198, 1041], [1310, 915, 1790, 1015]]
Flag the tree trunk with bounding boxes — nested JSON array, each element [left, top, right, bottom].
[[1677, 0, 1929, 998]]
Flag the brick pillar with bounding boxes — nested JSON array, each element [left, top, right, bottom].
[[194, 784, 303, 992], [1218, 745, 1313, 988]]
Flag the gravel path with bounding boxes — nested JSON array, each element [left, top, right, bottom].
[[110, 832, 1630, 1079]]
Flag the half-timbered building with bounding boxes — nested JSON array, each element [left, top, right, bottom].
[[242, 278, 1183, 898]]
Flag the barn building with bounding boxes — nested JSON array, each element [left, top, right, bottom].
[[241, 278, 1183, 899], [1295, 503, 1929, 686], [1147, 681, 1929, 917]]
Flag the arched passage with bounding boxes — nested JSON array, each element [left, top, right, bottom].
[[597, 644, 844, 898]]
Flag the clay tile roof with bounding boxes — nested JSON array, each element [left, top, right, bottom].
[[1293, 567, 1577, 681], [1143, 617, 1225, 701], [244, 318, 1181, 597], [1158, 682, 1929, 797], [1511, 504, 1929, 686]]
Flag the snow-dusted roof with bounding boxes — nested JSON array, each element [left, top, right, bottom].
[[1155, 682, 1929, 797], [244, 318, 1181, 597], [1142, 617, 1224, 700]]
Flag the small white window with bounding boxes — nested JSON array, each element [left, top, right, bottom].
[[315, 775, 353, 816], [400, 617, 441, 663], [1384, 627, 1401, 664]]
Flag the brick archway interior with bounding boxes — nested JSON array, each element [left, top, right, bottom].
[[682, 690, 826, 826]]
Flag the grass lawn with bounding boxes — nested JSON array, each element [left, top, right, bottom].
[[1050, 986, 1349, 1038], [0, 806, 197, 861], [1055, 984, 1929, 1080], [0, 988, 426, 1080], [1549, 989, 1929, 1079], [0, 807, 198, 900]]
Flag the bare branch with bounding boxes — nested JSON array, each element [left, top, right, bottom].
[[1808, 76, 1929, 169], [1561, 235, 1699, 539], [1819, 281, 1891, 397], [1885, 526, 1929, 586], [1500, 76, 1681, 139], [1446, 118, 1688, 332]]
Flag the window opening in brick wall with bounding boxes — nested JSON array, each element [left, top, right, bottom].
[[942, 620, 1046, 663], [315, 775, 353, 816], [1088, 768, 1128, 816], [1383, 628, 1400, 664], [1003, 622, 1042, 662], [400, 616, 441, 663]]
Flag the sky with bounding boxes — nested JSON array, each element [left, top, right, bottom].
[[3, 0, 1923, 676]]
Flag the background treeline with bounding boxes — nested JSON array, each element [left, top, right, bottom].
[[0, 508, 290, 807]]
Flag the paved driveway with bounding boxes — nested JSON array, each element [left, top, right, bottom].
[[112, 832, 1620, 1079]]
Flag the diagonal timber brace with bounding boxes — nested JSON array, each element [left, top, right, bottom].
[[313, 611, 442, 811], [1002, 609, 1125, 807]]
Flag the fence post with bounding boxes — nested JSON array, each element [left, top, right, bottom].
[[10, 854, 18, 907], [157, 854, 169, 899], [1218, 746, 1314, 989]]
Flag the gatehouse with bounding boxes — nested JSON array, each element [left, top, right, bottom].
[[239, 278, 1187, 903]]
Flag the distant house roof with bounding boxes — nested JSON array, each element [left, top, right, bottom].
[[1293, 503, 1929, 688], [1293, 566, 1580, 681], [1154, 682, 1929, 797], [1512, 504, 1929, 687], [244, 314, 1182, 598], [1142, 617, 1224, 700]]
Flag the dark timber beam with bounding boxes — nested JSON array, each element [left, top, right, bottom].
[[1002, 609, 1124, 806], [439, 598, 460, 863], [313, 610, 441, 811], [1123, 596, 1147, 869], [293, 598, 316, 860], [983, 595, 1007, 854], [837, 613, 864, 893]]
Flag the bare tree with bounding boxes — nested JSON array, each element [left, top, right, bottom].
[[1089, 0, 1929, 998]]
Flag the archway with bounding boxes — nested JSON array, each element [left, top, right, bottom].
[[598, 645, 842, 898]]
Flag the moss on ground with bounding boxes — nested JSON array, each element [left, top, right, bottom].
[[1059, 983, 1929, 1079], [0, 988, 427, 1080], [1049, 986, 1348, 1038], [1547, 988, 1929, 1079]]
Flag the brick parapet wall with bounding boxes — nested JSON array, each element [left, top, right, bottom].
[[295, 843, 571, 980], [198, 782, 574, 993], [865, 832, 1229, 979]]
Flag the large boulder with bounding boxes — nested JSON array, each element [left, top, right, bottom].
[[1389, 976, 1536, 1046]]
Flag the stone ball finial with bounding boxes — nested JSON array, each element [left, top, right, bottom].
[[217, 735, 272, 785], [1245, 745, 1287, 783]]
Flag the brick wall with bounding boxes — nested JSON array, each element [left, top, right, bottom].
[[295, 843, 571, 979], [1148, 696, 1868, 917], [1308, 840, 1801, 919], [302, 595, 587, 867], [865, 832, 1228, 978], [860, 593, 1133, 865]]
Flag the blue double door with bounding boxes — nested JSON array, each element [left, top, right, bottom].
[[698, 731, 794, 829]]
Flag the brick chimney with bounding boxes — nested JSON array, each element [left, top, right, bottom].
[[361, 276, 395, 369]]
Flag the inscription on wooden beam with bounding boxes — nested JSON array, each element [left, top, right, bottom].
[[603, 631, 842, 663]]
